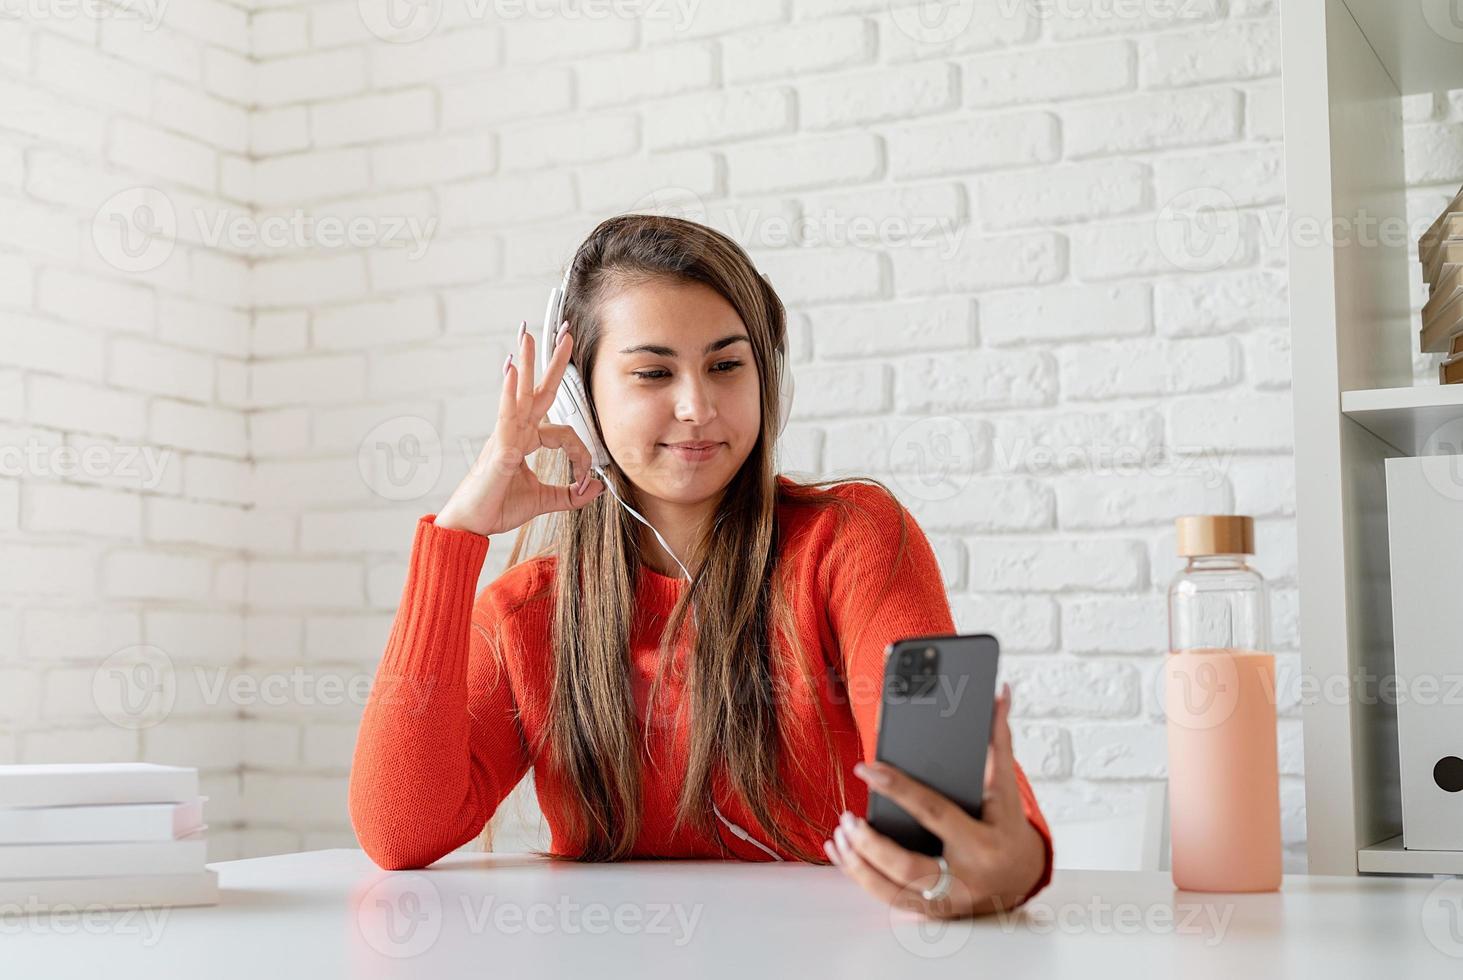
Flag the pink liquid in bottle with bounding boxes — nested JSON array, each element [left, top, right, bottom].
[[1166, 515, 1282, 893], [1165, 647, 1282, 892]]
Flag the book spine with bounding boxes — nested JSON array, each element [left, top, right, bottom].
[[0, 836, 207, 879], [0, 870, 219, 912], [0, 799, 205, 843], [0, 773, 200, 809]]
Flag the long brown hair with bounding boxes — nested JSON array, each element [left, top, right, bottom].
[[476, 214, 908, 863]]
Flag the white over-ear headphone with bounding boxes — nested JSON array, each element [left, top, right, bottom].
[[536, 253, 793, 863]]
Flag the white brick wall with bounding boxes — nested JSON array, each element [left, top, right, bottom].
[[3, 1, 1461, 872], [1, 1, 256, 859]]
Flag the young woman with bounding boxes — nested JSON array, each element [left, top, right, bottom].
[[348, 215, 1054, 919]]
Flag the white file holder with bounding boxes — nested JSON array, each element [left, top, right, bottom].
[[1385, 454, 1463, 851]]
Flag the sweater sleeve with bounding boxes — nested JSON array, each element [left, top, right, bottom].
[[825, 484, 1054, 907], [349, 514, 532, 871]]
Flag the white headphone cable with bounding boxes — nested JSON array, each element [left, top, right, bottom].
[[585, 464, 782, 861], [713, 803, 784, 862], [586, 463, 698, 633]]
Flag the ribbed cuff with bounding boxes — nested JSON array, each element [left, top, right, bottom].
[[377, 514, 491, 686]]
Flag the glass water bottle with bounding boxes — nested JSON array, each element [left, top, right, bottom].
[[1165, 514, 1282, 892]]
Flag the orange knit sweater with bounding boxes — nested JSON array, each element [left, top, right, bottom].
[[349, 476, 1054, 904]]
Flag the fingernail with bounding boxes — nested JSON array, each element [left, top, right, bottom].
[[823, 840, 841, 866], [839, 811, 857, 834], [853, 762, 889, 787], [517, 320, 527, 342], [502, 354, 512, 376], [1003, 681, 1012, 704], [834, 826, 852, 857]]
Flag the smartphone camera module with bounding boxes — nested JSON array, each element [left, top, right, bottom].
[[891, 646, 940, 700]]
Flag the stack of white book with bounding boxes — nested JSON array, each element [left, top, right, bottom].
[[0, 763, 219, 912]]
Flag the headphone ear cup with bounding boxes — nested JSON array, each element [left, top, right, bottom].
[[776, 351, 794, 438], [764, 272, 793, 438], [542, 278, 610, 473], [554, 365, 610, 471]]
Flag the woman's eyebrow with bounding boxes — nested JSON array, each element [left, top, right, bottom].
[[618, 334, 750, 356]]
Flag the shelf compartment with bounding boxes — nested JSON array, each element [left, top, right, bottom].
[[1341, 385, 1463, 456], [1342, 0, 1463, 96]]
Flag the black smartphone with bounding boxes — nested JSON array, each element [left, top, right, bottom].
[[865, 633, 1000, 857]]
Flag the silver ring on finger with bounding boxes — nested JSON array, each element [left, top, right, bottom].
[[920, 856, 951, 902]]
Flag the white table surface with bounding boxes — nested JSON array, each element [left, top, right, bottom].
[[8, 847, 1463, 978]]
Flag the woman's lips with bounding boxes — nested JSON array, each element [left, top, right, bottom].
[[662, 442, 723, 462]]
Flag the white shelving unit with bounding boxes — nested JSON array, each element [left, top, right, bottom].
[[1283, 0, 1463, 876]]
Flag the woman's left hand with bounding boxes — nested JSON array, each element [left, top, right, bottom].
[[826, 682, 1049, 919]]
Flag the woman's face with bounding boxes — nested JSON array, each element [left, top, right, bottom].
[[588, 278, 762, 506]]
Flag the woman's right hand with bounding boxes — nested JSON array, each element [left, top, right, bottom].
[[435, 319, 605, 537]]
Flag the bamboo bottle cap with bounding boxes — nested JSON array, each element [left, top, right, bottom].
[[1175, 515, 1254, 556]]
